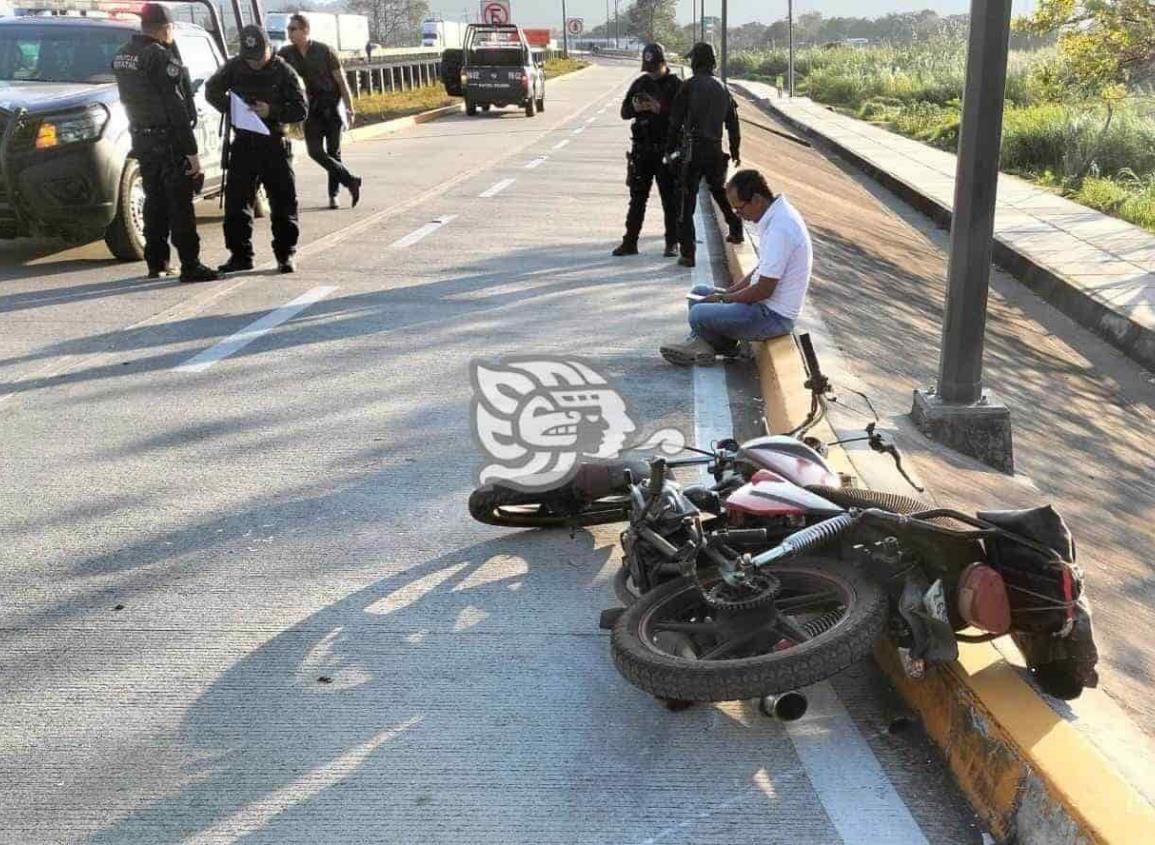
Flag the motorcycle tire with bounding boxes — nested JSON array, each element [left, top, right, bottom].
[[468, 483, 631, 529], [611, 559, 887, 702]]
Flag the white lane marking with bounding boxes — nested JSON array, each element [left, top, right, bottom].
[[784, 682, 930, 844], [552, 138, 571, 150], [585, 116, 596, 125], [479, 178, 515, 198], [573, 126, 585, 135], [174, 286, 336, 373], [688, 198, 928, 845], [390, 215, 455, 248], [690, 196, 731, 473], [524, 156, 548, 169]]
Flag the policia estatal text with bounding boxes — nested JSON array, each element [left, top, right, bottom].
[[207, 26, 307, 274], [111, 3, 218, 283], [667, 43, 744, 268], [613, 43, 681, 258]]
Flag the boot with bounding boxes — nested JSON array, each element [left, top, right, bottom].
[[663, 242, 678, 258], [278, 256, 297, 274], [677, 255, 696, 268], [660, 335, 717, 367], [179, 263, 221, 283], [218, 256, 254, 273], [612, 239, 638, 256], [726, 224, 745, 244], [349, 176, 363, 208]]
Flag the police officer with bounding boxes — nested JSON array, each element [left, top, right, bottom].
[[111, 3, 219, 283], [278, 13, 363, 209], [612, 42, 681, 258], [666, 42, 744, 268], [207, 26, 307, 273]]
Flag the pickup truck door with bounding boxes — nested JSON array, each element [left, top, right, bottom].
[[174, 32, 225, 193]]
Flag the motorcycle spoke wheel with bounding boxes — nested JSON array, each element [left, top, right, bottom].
[[610, 559, 888, 702]]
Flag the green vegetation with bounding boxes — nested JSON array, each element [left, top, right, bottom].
[[544, 57, 589, 79], [735, 38, 1155, 233], [354, 85, 461, 125]]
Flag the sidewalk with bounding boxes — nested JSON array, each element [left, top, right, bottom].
[[732, 80, 1155, 372]]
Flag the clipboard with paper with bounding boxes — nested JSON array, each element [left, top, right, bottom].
[[229, 91, 270, 136]]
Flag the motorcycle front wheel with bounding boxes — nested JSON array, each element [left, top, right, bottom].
[[611, 560, 887, 702]]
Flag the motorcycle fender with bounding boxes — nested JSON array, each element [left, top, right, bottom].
[[725, 478, 845, 518]]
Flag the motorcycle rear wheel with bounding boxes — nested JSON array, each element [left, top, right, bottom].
[[468, 483, 631, 529], [611, 560, 887, 702]]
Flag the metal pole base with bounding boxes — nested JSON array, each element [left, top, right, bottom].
[[911, 389, 1014, 474]]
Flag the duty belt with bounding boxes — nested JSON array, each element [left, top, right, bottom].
[[131, 126, 171, 136]]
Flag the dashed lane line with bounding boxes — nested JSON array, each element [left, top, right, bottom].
[[390, 216, 456, 248], [524, 156, 548, 169], [174, 286, 337, 373], [690, 195, 929, 844], [552, 139, 571, 150], [479, 178, 516, 197]]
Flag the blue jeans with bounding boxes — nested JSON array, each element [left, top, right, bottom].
[[687, 284, 795, 353]]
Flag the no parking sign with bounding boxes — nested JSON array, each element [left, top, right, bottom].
[[481, 0, 510, 24], [566, 18, 583, 37]]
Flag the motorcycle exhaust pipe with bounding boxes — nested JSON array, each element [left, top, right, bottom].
[[759, 691, 808, 721]]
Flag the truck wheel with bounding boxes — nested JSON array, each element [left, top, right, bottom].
[[104, 157, 146, 262], [466, 98, 477, 116], [525, 96, 536, 118]]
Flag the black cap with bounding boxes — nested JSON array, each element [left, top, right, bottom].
[[687, 41, 716, 71], [641, 42, 665, 72], [239, 24, 270, 61], [139, 3, 174, 26]]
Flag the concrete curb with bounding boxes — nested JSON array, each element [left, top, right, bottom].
[[345, 103, 464, 143], [707, 201, 1155, 845], [730, 83, 1155, 374]]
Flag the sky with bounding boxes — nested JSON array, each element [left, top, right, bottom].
[[423, 0, 1037, 30]]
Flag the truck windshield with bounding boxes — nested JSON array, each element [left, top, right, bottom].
[[0, 26, 127, 83]]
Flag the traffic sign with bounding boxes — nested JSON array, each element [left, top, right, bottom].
[[566, 17, 583, 36], [480, 0, 510, 24]]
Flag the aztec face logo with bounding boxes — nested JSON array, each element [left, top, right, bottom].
[[471, 358, 682, 488]]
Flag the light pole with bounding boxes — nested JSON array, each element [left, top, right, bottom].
[[720, 0, 727, 83], [911, 0, 1015, 472], [561, 0, 569, 57], [788, 0, 794, 96], [614, 0, 619, 48]]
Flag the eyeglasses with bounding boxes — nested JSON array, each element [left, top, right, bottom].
[[731, 197, 752, 213]]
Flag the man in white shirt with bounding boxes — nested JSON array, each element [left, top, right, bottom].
[[661, 169, 813, 366]]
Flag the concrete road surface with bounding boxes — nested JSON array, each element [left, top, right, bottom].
[[0, 62, 982, 844]]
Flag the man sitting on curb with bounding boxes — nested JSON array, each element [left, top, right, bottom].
[[661, 169, 813, 366]]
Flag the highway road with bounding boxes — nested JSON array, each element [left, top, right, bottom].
[[0, 61, 983, 843]]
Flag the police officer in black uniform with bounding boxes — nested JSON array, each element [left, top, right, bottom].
[[612, 42, 681, 258], [666, 42, 744, 268], [112, 3, 219, 283], [207, 25, 307, 274]]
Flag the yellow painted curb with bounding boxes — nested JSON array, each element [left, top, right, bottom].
[[708, 200, 1155, 844]]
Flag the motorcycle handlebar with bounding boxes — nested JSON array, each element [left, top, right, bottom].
[[647, 458, 666, 501], [798, 332, 823, 383]]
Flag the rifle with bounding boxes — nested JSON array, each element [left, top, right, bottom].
[[218, 110, 230, 209]]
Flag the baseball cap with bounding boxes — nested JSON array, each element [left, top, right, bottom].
[[239, 25, 270, 61], [139, 3, 174, 26]]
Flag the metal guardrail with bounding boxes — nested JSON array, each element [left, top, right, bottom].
[[344, 47, 564, 98]]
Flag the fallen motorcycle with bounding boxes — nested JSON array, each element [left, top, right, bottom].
[[608, 458, 1100, 703]]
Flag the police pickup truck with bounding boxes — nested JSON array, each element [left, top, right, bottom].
[[441, 24, 544, 118], [0, 4, 230, 260]]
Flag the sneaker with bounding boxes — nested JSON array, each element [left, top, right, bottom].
[[663, 243, 679, 258], [677, 255, 696, 268], [218, 256, 254, 273], [278, 257, 296, 274], [147, 264, 175, 279], [179, 263, 221, 284], [328, 195, 339, 210], [726, 226, 745, 244], [660, 335, 717, 367], [349, 176, 362, 208], [611, 240, 638, 256]]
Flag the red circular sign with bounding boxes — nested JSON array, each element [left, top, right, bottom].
[[482, 2, 509, 24], [566, 18, 583, 36]]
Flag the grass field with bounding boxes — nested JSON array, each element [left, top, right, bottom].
[[733, 44, 1155, 233]]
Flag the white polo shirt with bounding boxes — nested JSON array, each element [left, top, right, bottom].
[[753, 195, 813, 320]]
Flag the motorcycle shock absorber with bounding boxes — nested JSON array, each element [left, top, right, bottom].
[[750, 513, 858, 568]]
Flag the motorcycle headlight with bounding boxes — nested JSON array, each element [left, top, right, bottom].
[[34, 104, 109, 150]]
